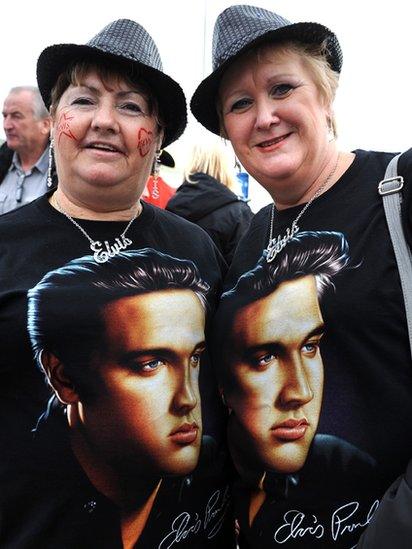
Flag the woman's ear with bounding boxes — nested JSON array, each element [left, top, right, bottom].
[[41, 116, 52, 136], [40, 351, 79, 405]]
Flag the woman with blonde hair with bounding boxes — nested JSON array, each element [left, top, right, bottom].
[[190, 4, 412, 548], [167, 139, 253, 263]]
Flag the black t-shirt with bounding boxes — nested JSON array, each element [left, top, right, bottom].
[[212, 149, 412, 548], [1, 399, 233, 548], [0, 194, 235, 547]]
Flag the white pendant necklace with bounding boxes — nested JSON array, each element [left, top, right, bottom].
[[265, 154, 340, 263], [54, 197, 140, 264]]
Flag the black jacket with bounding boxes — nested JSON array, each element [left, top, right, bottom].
[[166, 172, 253, 264], [357, 458, 412, 548], [0, 398, 235, 549], [0, 142, 14, 183]]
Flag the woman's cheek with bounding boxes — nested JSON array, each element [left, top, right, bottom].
[[56, 110, 78, 144], [136, 127, 154, 157]]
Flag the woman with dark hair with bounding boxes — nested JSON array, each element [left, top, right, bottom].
[[191, 4, 412, 548], [0, 18, 233, 548]]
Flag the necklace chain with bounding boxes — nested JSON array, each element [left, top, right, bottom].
[[266, 153, 340, 263], [54, 196, 139, 264]]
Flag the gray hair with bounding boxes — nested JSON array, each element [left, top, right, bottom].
[[8, 86, 49, 119]]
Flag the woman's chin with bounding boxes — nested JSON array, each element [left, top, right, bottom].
[[78, 170, 125, 188]]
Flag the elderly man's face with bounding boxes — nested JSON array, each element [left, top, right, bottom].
[[225, 275, 325, 474], [2, 90, 49, 155]]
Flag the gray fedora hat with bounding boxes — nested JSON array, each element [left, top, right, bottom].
[[37, 19, 187, 147], [191, 4, 342, 136]]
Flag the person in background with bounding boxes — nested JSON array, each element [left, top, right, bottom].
[[0, 18, 234, 547], [166, 139, 253, 264], [1, 86, 52, 214], [190, 4, 412, 548], [143, 148, 176, 208]]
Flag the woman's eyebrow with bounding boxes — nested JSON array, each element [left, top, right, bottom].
[[116, 90, 145, 98]]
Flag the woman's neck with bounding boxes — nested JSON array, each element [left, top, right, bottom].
[[273, 150, 355, 211], [49, 188, 142, 221]]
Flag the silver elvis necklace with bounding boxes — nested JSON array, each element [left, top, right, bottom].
[[54, 196, 140, 264], [265, 153, 340, 263]]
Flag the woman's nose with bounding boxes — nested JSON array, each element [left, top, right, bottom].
[[91, 103, 119, 133], [255, 99, 280, 131]]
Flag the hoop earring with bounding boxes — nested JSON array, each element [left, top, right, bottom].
[[151, 149, 161, 199], [47, 139, 54, 188]]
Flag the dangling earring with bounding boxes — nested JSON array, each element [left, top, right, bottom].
[[151, 149, 161, 199], [327, 117, 335, 143], [47, 138, 54, 188]]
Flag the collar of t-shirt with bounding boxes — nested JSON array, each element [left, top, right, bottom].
[[9, 145, 49, 176]]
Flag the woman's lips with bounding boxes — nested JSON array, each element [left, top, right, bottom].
[[256, 133, 292, 151], [271, 419, 309, 441], [169, 422, 199, 445], [84, 147, 123, 159]]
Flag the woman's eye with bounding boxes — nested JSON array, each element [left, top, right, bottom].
[[230, 98, 252, 112], [271, 83, 294, 97], [71, 97, 93, 106], [120, 102, 143, 113]]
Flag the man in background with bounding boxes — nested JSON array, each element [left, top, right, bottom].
[[0, 86, 51, 214]]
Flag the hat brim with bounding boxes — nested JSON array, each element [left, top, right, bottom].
[[37, 44, 187, 147], [190, 21, 342, 136], [159, 149, 175, 168]]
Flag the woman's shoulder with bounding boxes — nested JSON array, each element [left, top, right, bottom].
[[398, 147, 412, 176], [352, 148, 398, 171], [147, 202, 227, 259], [152, 203, 216, 235], [0, 195, 48, 231]]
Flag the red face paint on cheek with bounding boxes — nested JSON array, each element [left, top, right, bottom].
[[56, 112, 78, 144], [137, 128, 154, 157]]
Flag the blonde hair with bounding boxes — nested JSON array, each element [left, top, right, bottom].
[[184, 140, 239, 193], [219, 39, 339, 138]]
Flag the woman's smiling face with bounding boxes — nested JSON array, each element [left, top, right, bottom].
[[219, 47, 332, 196], [52, 69, 161, 200]]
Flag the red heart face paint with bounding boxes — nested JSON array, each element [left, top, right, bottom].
[[57, 112, 78, 144], [137, 128, 153, 157]]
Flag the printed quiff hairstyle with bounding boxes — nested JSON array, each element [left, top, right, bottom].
[[213, 230, 350, 375], [27, 248, 209, 393]]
